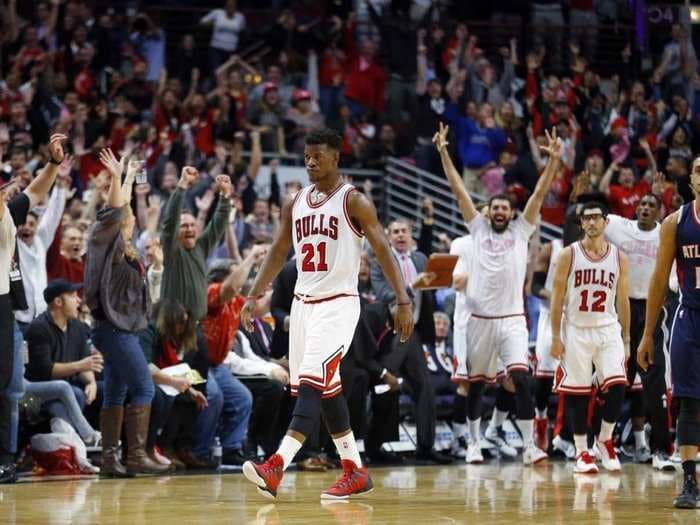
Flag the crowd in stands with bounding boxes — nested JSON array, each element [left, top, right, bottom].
[[0, 0, 699, 480]]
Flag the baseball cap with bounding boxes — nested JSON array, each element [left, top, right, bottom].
[[263, 82, 278, 94], [293, 89, 311, 102], [44, 279, 82, 304]]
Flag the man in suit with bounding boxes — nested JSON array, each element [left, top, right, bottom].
[[369, 218, 452, 464]]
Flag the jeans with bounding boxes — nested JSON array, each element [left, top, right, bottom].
[[24, 380, 96, 440], [531, 4, 564, 73], [319, 86, 344, 127], [92, 321, 154, 407], [192, 365, 252, 456], [1, 321, 26, 454]]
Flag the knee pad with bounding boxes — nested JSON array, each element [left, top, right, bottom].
[[509, 370, 530, 392], [289, 384, 322, 436], [321, 394, 351, 435], [601, 384, 625, 422], [677, 398, 700, 447]]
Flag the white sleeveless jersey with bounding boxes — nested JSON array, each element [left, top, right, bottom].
[[292, 183, 363, 299], [540, 239, 563, 313], [564, 241, 620, 328]]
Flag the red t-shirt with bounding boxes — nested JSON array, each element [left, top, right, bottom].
[[201, 283, 246, 366], [608, 180, 650, 219]]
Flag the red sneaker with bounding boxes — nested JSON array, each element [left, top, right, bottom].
[[535, 418, 549, 452], [243, 454, 284, 499], [321, 460, 374, 500]]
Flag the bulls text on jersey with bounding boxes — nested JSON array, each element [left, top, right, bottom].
[[294, 214, 339, 243], [572, 268, 617, 290]]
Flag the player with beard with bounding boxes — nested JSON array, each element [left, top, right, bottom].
[[434, 123, 561, 465], [638, 157, 700, 508], [604, 193, 675, 471], [550, 201, 631, 474]]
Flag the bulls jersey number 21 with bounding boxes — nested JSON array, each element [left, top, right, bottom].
[[291, 183, 363, 299]]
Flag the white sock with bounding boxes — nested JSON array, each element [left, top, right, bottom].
[[468, 418, 481, 443], [490, 408, 508, 429], [574, 435, 587, 456], [453, 423, 468, 440], [517, 419, 534, 447], [277, 435, 303, 470], [536, 408, 548, 420], [634, 430, 647, 450], [599, 421, 615, 443], [333, 431, 363, 469]]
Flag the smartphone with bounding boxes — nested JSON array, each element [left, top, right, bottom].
[[135, 160, 147, 184]]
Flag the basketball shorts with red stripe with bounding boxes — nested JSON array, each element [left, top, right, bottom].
[[289, 294, 360, 398], [466, 315, 529, 382], [554, 321, 627, 394]]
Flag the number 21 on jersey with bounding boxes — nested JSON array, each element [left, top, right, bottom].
[[301, 242, 328, 272]]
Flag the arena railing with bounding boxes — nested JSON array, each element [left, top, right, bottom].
[[385, 157, 564, 244]]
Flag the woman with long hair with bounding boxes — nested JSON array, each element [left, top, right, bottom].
[[85, 149, 168, 476], [139, 298, 209, 469]]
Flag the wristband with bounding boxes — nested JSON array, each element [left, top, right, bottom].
[[396, 301, 412, 306], [48, 158, 62, 165]]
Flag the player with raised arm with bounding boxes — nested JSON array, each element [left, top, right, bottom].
[[550, 201, 631, 474], [434, 123, 561, 465], [239, 128, 413, 501], [638, 157, 700, 508]]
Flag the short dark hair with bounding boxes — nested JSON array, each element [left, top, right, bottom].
[[305, 128, 343, 151], [641, 192, 662, 208], [579, 200, 608, 217], [488, 193, 513, 208]]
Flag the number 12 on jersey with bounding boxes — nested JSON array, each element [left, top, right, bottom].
[[301, 242, 328, 272], [579, 289, 607, 312]]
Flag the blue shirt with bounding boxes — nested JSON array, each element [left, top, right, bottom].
[[444, 103, 507, 169], [676, 202, 700, 309], [131, 30, 166, 83]]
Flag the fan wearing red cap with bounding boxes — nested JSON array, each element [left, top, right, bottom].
[[287, 89, 324, 154]]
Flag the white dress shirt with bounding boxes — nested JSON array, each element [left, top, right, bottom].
[[15, 188, 65, 323]]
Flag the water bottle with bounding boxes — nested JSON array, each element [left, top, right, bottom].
[[212, 437, 222, 470]]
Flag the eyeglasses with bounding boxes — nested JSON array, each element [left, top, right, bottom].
[[580, 213, 604, 223]]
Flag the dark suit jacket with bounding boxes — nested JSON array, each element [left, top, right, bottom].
[[270, 259, 297, 359], [369, 249, 436, 345], [241, 318, 274, 359]]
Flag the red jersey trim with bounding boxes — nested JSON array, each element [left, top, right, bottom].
[[343, 188, 364, 238], [305, 182, 346, 209], [579, 241, 611, 263], [294, 293, 358, 304]]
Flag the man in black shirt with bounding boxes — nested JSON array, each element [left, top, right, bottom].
[[25, 280, 103, 422], [415, 75, 446, 175]]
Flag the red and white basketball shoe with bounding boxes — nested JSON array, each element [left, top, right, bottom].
[[243, 454, 284, 499], [321, 460, 374, 500], [596, 439, 622, 472], [573, 451, 599, 474]]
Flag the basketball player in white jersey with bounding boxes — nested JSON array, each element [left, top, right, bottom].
[[240, 128, 413, 500], [531, 238, 573, 456], [605, 193, 674, 470], [434, 122, 561, 466], [550, 201, 631, 474], [449, 233, 472, 457]]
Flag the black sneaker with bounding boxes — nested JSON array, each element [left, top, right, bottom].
[[415, 449, 454, 465], [673, 476, 700, 509], [0, 463, 17, 484], [222, 449, 253, 466]]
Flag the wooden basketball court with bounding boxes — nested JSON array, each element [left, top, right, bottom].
[[0, 462, 697, 524]]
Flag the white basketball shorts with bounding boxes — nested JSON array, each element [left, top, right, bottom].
[[466, 314, 529, 383], [289, 294, 360, 398]]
